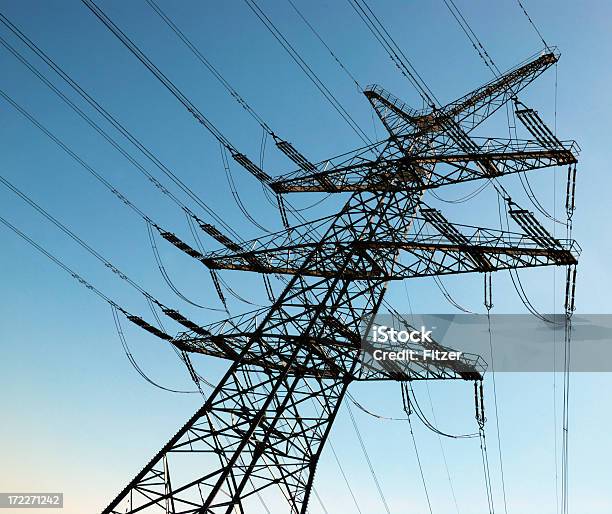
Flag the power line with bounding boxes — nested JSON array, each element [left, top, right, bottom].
[[346, 402, 393, 514], [424, 382, 461, 514], [147, 223, 221, 310], [79, 0, 316, 229], [242, 0, 372, 145], [515, 0, 549, 49], [347, 0, 439, 107], [80, 0, 233, 149], [401, 384, 434, 514], [79, 0, 274, 201], [1, 193, 204, 392], [143, 0, 273, 135], [0, 87, 152, 223], [444, 5, 561, 236], [348, 390, 478, 439], [474, 381, 496, 514], [484, 276, 509, 514], [0, 88, 233, 315], [145, 0, 345, 192], [0, 32, 248, 257], [328, 440, 364, 514], [286, 0, 362, 90], [0, 173, 146, 297], [441, 0, 501, 77], [436, 1, 567, 332], [220, 143, 274, 234], [1, 179, 265, 485], [0, 171, 222, 322], [0, 213, 118, 307], [111, 306, 200, 394], [0, 13, 244, 241]]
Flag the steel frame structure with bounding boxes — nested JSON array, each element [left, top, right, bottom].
[[103, 51, 578, 514]]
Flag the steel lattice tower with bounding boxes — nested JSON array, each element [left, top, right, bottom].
[[103, 51, 579, 514]]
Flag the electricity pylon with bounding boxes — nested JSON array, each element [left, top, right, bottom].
[[104, 51, 578, 514]]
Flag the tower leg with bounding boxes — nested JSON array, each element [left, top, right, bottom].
[[103, 343, 356, 514]]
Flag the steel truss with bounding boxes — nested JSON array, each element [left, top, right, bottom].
[[104, 51, 579, 514]]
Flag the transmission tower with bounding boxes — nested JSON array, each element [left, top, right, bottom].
[[103, 51, 578, 514]]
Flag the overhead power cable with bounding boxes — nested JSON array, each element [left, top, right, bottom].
[[442, 0, 501, 77], [0, 173, 146, 298], [497, 196, 560, 325], [0, 214, 119, 308], [441, 0, 565, 234], [0, 187, 225, 394], [518, 172, 567, 226], [145, 0, 322, 179], [424, 382, 461, 514], [0, 87, 205, 254], [242, 0, 372, 145], [0, 32, 245, 262], [0, 88, 154, 223], [0, 13, 243, 242], [81, 0, 233, 151], [401, 384, 434, 514], [328, 440, 364, 514], [0, 211, 200, 358], [0, 172, 222, 321], [439, 0, 565, 232], [409, 385, 478, 440], [143, 0, 275, 134], [146, 223, 220, 310], [111, 306, 200, 394], [515, 0, 549, 49], [431, 181, 489, 205], [418, 222, 475, 313], [220, 144, 274, 234], [435, 0, 566, 330], [349, 388, 478, 440], [347, 0, 439, 107], [79, 0, 313, 228], [474, 381, 496, 514], [0, 89, 231, 313], [299, 380, 365, 514], [484, 276, 509, 514], [79, 0, 272, 190], [286, 0, 362, 91], [346, 402, 393, 514], [1, 213, 207, 396]]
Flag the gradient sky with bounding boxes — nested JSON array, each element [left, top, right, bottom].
[[0, 0, 611, 513]]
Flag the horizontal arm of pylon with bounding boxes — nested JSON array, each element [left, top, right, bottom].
[[358, 339, 485, 382], [364, 51, 559, 139], [270, 137, 577, 193], [172, 307, 484, 381], [433, 51, 559, 136], [200, 218, 579, 280], [363, 84, 427, 136]]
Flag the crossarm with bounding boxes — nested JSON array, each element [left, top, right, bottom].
[[429, 51, 559, 136], [363, 51, 559, 139], [271, 138, 577, 193], [201, 224, 579, 280], [172, 310, 484, 381]]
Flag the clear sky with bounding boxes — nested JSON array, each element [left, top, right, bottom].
[[0, 0, 610, 513]]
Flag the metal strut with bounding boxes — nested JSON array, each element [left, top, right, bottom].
[[101, 50, 578, 514]]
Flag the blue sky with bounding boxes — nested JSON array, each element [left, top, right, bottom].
[[0, 0, 611, 512]]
